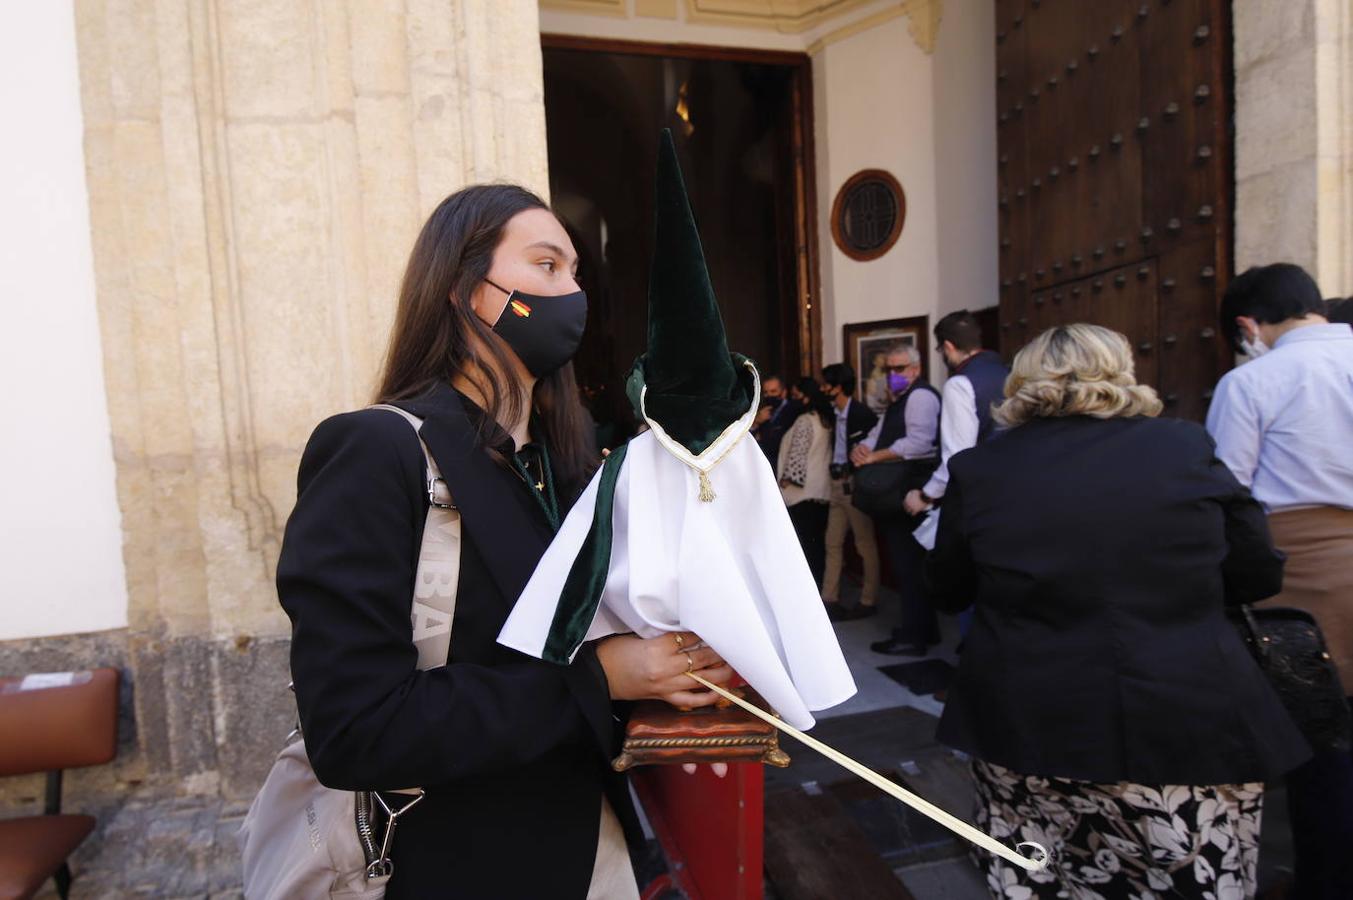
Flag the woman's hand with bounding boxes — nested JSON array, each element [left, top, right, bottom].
[[595, 632, 733, 709]]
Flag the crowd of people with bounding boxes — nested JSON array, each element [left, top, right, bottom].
[[267, 173, 1350, 900], [755, 268, 1353, 899], [756, 310, 1009, 655]]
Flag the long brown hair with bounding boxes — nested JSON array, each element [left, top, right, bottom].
[[376, 184, 597, 498]]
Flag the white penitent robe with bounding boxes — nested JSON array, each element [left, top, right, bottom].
[[498, 424, 857, 730]]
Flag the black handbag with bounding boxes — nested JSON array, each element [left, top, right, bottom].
[[850, 460, 907, 516], [1229, 604, 1352, 754], [850, 457, 939, 520]]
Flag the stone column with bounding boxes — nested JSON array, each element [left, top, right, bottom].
[[1234, 0, 1353, 296], [71, 0, 548, 797]]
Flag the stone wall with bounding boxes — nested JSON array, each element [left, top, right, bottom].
[[1234, 0, 1353, 295], [0, 0, 551, 811]]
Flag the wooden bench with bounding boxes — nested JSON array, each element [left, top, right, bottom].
[[0, 668, 119, 900]]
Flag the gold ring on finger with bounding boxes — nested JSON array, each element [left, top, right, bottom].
[[673, 633, 685, 650], [684, 652, 694, 673]]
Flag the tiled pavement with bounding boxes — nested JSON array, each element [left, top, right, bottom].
[[773, 582, 992, 900]]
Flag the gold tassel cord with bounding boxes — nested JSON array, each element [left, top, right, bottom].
[[698, 471, 717, 503], [685, 672, 1051, 874], [637, 359, 763, 505], [688, 435, 742, 503]]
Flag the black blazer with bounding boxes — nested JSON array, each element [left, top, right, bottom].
[[834, 398, 879, 460], [277, 383, 635, 899], [927, 415, 1310, 785], [755, 398, 796, 462]]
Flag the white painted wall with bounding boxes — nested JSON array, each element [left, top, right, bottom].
[[0, 3, 128, 639], [813, 16, 940, 368], [932, 0, 998, 320], [814, 0, 996, 381]]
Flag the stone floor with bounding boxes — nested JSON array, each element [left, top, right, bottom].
[[35, 795, 249, 899], [768, 583, 991, 900]]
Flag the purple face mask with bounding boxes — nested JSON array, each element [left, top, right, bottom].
[[887, 371, 912, 394]]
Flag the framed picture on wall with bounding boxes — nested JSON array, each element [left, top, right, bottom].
[[843, 316, 929, 415]]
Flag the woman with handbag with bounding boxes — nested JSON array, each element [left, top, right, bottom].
[[274, 184, 734, 899], [776, 378, 835, 585], [927, 324, 1311, 899]]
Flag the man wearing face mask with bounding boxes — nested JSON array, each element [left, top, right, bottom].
[[849, 346, 942, 655], [1206, 262, 1353, 900], [902, 310, 1010, 520], [754, 374, 795, 463], [820, 363, 881, 621]]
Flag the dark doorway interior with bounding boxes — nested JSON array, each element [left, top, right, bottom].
[[542, 38, 815, 445]]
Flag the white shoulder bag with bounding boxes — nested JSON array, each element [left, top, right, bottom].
[[239, 406, 461, 899]]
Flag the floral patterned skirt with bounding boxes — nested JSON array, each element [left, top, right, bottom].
[[971, 759, 1264, 900]]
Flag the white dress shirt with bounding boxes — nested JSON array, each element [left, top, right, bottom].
[[1206, 323, 1353, 512], [832, 401, 851, 466], [922, 375, 979, 499]]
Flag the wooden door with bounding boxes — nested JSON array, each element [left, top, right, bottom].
[[995, 0, 1232, 421]]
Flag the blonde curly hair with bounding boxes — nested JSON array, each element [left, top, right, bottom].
[[993, 323, 1163, 428]]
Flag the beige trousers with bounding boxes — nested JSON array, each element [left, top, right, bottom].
[[588, 796, 639, 899], [821, 477, 880, 606], [1264, 506, 1353, 688]]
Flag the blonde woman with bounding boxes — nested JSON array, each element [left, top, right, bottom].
[[927, 324, 1309, 899]]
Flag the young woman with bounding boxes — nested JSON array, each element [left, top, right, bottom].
[[776, 377, 834, 586], [276, 185, 733, 899]]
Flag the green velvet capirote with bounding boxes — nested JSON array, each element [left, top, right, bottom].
[[543, 129, 760, 663], [636, 129, 754, 457]]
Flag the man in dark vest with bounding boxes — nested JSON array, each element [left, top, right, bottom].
[[904, 310, 1010, 518], [887, 310, 1010, 648], [849, 344, 942, 655]]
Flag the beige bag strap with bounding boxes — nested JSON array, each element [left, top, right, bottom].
[[369, 405, 460, 670], [242, 408, 461, 895]]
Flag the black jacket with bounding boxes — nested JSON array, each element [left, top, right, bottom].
[[927, 415, 1310, 785], [756, 398, 797, 463], [833, 398, 879, 464], [277, 383, 635, 899]]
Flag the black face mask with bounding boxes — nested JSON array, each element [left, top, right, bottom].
[[483, 278, 587, 378]]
